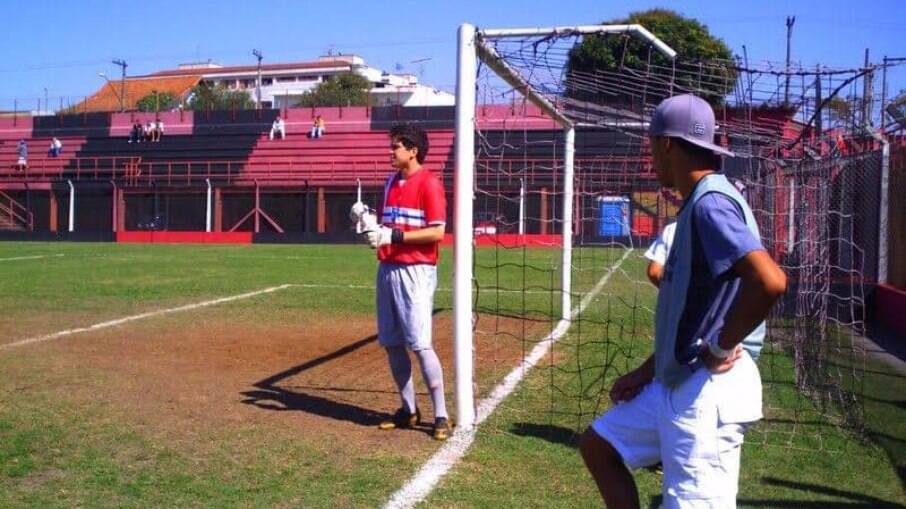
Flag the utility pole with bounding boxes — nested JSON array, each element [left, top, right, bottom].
[[863, 48, 872, 127], [252, 49, 263, 109], [784, 16, 795, 105], [112, 59, 127, 112]]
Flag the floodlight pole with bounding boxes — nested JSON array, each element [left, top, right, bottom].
[[784, 16, 795, 105], [113, 59, 127, 112], [453, 23, 477, 430], [253, 49, 263, 109]]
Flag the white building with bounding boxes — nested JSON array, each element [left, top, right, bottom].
[[146, 55, 454, 108]]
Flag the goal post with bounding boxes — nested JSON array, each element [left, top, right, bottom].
[[452, 23, 676, 430]]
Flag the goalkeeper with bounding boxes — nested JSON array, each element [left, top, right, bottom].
[[349, 123, 451, 441]]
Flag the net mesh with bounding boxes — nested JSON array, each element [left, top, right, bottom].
[[468, 28, 903, 448]]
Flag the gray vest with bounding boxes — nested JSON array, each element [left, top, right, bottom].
[[654, 173, 765, 387]]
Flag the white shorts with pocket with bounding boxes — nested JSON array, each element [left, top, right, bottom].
[[591, 351, 763, 508], [376, 262, 436, 351]]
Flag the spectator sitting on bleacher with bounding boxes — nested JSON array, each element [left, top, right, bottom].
[[48, 137, 63, 157], [15, 139, 28, 171], [152, 117, 164, 142], [309, 114, 325, 138], [144, 121, 155, 143], [269, 115, 286, 140], [128, 122, 143, 143]]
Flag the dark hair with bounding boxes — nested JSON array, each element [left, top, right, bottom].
[[673, 137, 721, 168], [390, 123, 429, 164]]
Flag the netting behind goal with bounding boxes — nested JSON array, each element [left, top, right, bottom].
[[456, 24, 896, 449]]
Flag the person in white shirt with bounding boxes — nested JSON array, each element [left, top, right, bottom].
[[144, 121, 154, 142], [48, 137, 63, 157], [152, 118, 164, 142], [643, 221, 676, 287], [269, 115, 286, 140]]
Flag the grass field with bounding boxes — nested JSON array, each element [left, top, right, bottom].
[[0, 242, 903, 508]]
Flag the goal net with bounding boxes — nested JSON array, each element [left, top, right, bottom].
[[452, 23, 883, 451]]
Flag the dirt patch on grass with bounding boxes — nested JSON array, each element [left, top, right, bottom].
[[1, 307, 555, 458]]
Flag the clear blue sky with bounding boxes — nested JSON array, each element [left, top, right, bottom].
[[1, 0, 904, 109]]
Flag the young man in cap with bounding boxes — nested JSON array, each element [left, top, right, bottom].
[[579, 94, 787, 508]]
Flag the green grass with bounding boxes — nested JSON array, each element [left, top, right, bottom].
[[0, 241, 903, 508]]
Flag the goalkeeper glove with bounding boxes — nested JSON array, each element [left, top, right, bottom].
[[360, 211, 378, 232], [349, 201, 367, 223], [350, 202, 379, 233], [367, 226, 403, 249]]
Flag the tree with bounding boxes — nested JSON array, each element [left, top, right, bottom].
[[136, 91, 178, 112], [566, 9, 737, 107], [186, 83, 254, 111], [296, 72, 372, 107]]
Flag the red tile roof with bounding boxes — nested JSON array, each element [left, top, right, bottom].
[[71, 75, 202, 113]]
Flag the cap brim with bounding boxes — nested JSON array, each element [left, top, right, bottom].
[[679, 134, 735, 157]]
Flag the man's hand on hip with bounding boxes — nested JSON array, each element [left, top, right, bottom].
[[609, 369, 650, 404], [702, 344, 743, 374]]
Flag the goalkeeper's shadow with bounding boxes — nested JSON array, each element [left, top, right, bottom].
[[239, 332, 386, 427]]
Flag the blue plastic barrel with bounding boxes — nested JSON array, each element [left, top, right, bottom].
[[598, 197, 630, 237]]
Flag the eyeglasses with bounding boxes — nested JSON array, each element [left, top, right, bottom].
[[390, 143, 407, 151]]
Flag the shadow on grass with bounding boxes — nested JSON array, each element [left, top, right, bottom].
[[510, 422, 578, 448], [240, 309, 446, 432], [240, 332, 385, 426], [735, 476, 906, 508]]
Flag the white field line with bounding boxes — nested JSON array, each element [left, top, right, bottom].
[[0, 254, 64, 262], [0, 284, 292, 352], [382, 248, 634, 509]]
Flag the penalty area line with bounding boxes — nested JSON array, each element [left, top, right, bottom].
[[0, 254, 65, 262], [0, 284, 293, 352]]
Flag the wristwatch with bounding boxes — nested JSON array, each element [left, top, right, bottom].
[[708, 341, 734, 359]]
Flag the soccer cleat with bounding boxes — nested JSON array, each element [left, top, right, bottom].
[[432, 417, 453, 441], [378, 407, 420, 430]]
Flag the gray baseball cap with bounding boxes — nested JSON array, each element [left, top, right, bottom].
[[648, 94, 734, 157]]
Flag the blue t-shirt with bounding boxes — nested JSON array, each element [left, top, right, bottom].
[[673, 192, 765, 364]]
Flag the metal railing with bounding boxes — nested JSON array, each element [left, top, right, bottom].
[[1, 155, 655, 187], [0, 190, 34, 231]]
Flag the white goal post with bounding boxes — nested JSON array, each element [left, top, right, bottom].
[[452, 23, 676, 430]]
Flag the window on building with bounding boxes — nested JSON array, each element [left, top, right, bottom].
[[262, 78, 273, 86], [276, 76, 296, 83]]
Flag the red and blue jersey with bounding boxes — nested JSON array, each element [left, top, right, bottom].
[[378, 168, 446, 265]]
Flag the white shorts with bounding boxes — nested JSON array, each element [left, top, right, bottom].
[[376, 263, 437, 351], [591, 352, 763, 508]]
